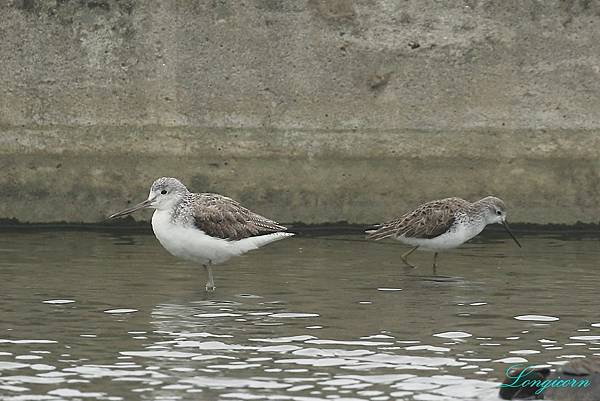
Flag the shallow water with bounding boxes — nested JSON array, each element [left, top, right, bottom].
[[0, 229, 599, 401]]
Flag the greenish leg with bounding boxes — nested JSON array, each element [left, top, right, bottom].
[[204, 263, 216, 292], [401, 246, 419, 268], [432, 252, 439, 275]]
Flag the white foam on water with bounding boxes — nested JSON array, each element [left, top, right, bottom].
[[405, 345, 451, 352], [248, 335, 316, 343], [390, 391, 414, 397], [15, 355, 43, 360], [169, 331, 233, 338], [320, 378, 361, 386], [104, 309, 138, 314], [1, 376, 64, 384], [48, 389, 105, 398], [514, 315, 559, 322], [493, 357, 528, 363], [509, 350, 540, 355], [177, 341, 251, 351], [207, 363, 262, 370], [42, 300, 75, 304], [274, 358, 357, 367], [220, 393, 264, 400], [30, 364, 56, 371], [181, 376, 289, 389], [305, 339, 393, 346], [119, 350, 200, 359], [286, 384, 314, 392], [0, 362, 28, 370], [570, 335, 600, 341], [336, 374, 415, 384], [194, 313, 241, 318], [359, 354, 466, 368], [291, 348, 372, 358], [161, 384, 193, 390], [257, 345, 302, 353], [391, 381, 440, 391], [361, 334, 394, 340], [432, 332, 472, 339], [0, 384, 29, 393], [270, 313, 320, 318]]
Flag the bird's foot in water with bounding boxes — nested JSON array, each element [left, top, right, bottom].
[[205, 283, 216, 292]]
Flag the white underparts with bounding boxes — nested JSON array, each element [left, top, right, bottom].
[[397, 220, 487, 251], [151, 209, 293, 265]]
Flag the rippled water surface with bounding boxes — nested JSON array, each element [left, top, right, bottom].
[[0, 229, 599, 400]]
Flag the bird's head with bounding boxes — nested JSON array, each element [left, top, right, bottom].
[[109, 177, 189, 218], [478, 196, 521, 248]]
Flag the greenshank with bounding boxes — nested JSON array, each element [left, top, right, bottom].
[[109, 177, 293, 291], [366, 196, 521, 273]]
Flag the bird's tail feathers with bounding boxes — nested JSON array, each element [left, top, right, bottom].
[[365, 225, 397, 241], [234, 232, 294, 253]]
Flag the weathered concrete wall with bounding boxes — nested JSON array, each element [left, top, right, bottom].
[[1, 0, 599, 224]]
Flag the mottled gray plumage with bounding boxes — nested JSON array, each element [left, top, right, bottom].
[[188, 193, 288, 240], [366, 196, 520, 272], [367, 197, 470, 241]]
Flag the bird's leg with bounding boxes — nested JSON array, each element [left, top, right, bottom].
[[204, 263, 216, 292], [432, 252, 439, 276], [401, 246, 419, 268]]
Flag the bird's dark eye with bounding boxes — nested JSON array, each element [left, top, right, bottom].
[[161, 190, 167, 195], [496, 210, 502, 215]]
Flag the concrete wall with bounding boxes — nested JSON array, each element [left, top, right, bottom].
[[1, 0, 599, 224]]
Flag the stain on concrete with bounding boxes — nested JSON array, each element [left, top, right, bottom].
[[308, 0, 355, 22], [367, 72, 392, 91]]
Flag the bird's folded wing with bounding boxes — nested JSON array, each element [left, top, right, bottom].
[[367, 198, 467, 240], [192, 193, 287, 240]]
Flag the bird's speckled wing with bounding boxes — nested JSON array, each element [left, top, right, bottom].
[[191, 193, 288, 240], [366, 197, 469, 240]]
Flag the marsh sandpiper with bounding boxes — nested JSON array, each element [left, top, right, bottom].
[[109, 177, 293, 291], [366, 196, 521, 273]]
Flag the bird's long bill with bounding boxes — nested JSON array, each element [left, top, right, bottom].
[[502, 220, 522, 248], [109, 198, 154, 219]]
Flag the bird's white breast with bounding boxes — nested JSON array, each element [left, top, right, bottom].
[[398, 219, 487, 251]]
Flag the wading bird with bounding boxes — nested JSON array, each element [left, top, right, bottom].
[[366, 196, 521, 273], [109, 177, 293, 291]]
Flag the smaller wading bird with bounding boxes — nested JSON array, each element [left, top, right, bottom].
[[109, 177, 293, 291], [366, 196, 521, 273]]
